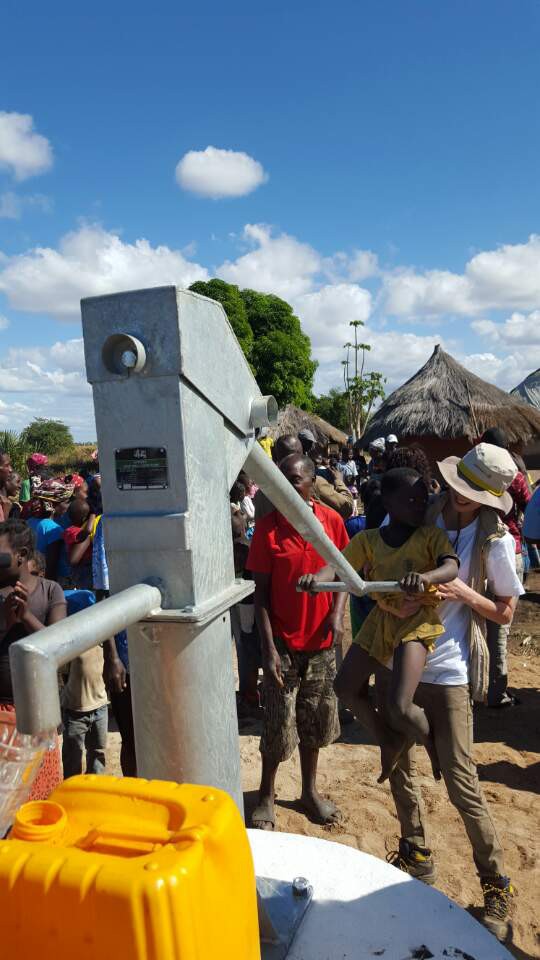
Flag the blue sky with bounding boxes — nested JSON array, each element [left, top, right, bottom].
[[1, 0, 539, 439]]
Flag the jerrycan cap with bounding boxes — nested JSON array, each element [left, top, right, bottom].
[[11, 800, 67, 843]]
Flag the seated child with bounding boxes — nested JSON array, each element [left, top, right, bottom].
[[299, 468, 458, 781], [61, 589, 108, 778]]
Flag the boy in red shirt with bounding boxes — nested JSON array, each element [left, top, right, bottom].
[[64, 499, 94, 589], [247, 453, 348, 830]]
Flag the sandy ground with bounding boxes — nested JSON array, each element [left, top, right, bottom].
[[107, 574, 540, 960]]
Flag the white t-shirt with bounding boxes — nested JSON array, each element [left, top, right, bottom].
[[421, 516, 524, 685]]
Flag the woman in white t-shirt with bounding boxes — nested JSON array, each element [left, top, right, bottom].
[[378, 443, 524, 943]]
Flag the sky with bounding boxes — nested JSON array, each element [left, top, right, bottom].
[[1, 0, 540, 440]]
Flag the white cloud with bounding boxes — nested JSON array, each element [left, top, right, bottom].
[[0, 315, 9, 330], [218, 223, 321, 298], [294, 283, 372, 351], [472, 310, 540, 346], [0, 112, 53, 181], [0, 190, 52, 219], [0, 192, 20, 219], [0, 225, 208, 319], [383, 235, 540, 318], [0, 339, 87, 394], [383, 268, 472, 317], [459, 347, 540, 392], [175, 146, 268, 198], [314, 328, 444, 395], [321, 249, 379, 284], [0, 337, 93, 436]]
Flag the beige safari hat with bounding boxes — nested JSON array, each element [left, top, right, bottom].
[[437, 442, 517, 514]]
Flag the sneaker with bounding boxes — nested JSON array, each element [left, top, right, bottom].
[[480, 875, 514, 941], [386, 839, 436, 885]]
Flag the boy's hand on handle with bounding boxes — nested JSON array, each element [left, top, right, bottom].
[[400, 572, 427, 595], [297, 574, 318, 594]]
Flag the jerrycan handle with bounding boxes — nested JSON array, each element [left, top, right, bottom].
[[78, 823, 207, 856]]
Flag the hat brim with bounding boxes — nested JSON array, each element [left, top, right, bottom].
[[437, 457, 512, 515]]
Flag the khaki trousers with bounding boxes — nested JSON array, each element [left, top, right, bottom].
[[375, 669, 505, 878]]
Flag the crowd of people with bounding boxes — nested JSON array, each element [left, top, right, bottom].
[[0, 428, 538, 944], [0, 450, 136, 802], [231, 428, 539, 943]]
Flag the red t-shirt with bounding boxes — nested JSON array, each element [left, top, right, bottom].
[[247, 501, 349, 652], [64, 526, 92, 564]]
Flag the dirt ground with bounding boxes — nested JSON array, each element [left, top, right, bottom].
[[107, 574, 540, 960]]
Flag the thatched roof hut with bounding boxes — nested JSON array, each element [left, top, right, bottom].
[[360, 345, 540, 464], [270, 404, 347, 449], [511, 369, 540, 409], [511, 369, 540, 468]]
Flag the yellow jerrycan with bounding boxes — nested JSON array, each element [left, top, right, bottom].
[[0, 775, 261, 960]]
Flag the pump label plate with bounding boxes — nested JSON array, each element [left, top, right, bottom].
[[115, 447, 168, 490]]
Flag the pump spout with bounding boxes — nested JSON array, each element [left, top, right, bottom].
[[245, 442, 400, 596], [10, 583, 163, 737]]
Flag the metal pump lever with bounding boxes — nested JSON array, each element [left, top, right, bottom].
[[246, 442, 402, 598]]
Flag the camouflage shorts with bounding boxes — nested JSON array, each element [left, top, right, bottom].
[[260, 638, 340, 763]]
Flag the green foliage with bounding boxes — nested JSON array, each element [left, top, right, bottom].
[[189, 279, 254, 361], [189, 280, 317, 408], [252, 328, 317, 408], [0, 431, 34, 476], [20, 418, 75, 456], [312, 389, 349, 432]]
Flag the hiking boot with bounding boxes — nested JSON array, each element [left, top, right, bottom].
[[386, 839, 436, 885], [480, 875, 514, 942]]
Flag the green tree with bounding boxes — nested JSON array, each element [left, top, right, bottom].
[[189, 279, 254, 361], [189, 280, 318, 408], [240, 289, 317, 407], [0, 431, 34, 476], [20, 418, 75, 455], [251, 329, 317, 408], [312, 389, 349, 432]]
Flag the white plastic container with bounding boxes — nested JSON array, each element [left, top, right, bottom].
[[0, 717, 52, 837]]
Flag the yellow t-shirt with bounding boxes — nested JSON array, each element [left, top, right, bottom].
[[258, 437, 274, 458], [342, 525, 456, 662]]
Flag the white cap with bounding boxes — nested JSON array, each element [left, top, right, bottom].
[[386, 434, 398, 444], [370, 437, 386, 452]]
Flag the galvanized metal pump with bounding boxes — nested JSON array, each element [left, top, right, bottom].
[[6, 287, 512, 960], [10, 285, 397, 813]]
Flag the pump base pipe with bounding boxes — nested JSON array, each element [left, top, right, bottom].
[[10, 583, 163, 737]]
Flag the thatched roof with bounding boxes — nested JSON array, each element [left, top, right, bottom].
[[361, 345, 540, 447], [511, 369, 540, 410], [269, 404, 347, 446]]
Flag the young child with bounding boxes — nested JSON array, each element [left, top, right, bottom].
[[64, 499, 94, 589], [231, 511, 260, 718], [61, 589, 108, 778], [299, 468, 459, 781]]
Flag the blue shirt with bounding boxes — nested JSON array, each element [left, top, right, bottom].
[[27, 517, 70, 578], [345, 515, 366, 538], [524, 487, 540, 541], [92, 517, 110, 592], [64, 589, 96, 616]]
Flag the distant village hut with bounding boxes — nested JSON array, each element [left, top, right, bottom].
[[511, 369, 540, 468], [269, 404, 348, 455], [361, 345, 540, 467]]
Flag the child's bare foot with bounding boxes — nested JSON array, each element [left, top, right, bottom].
[[378, 731, 407, 783], [300, 790, 341, 825], [251, 796, 275, 830]]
